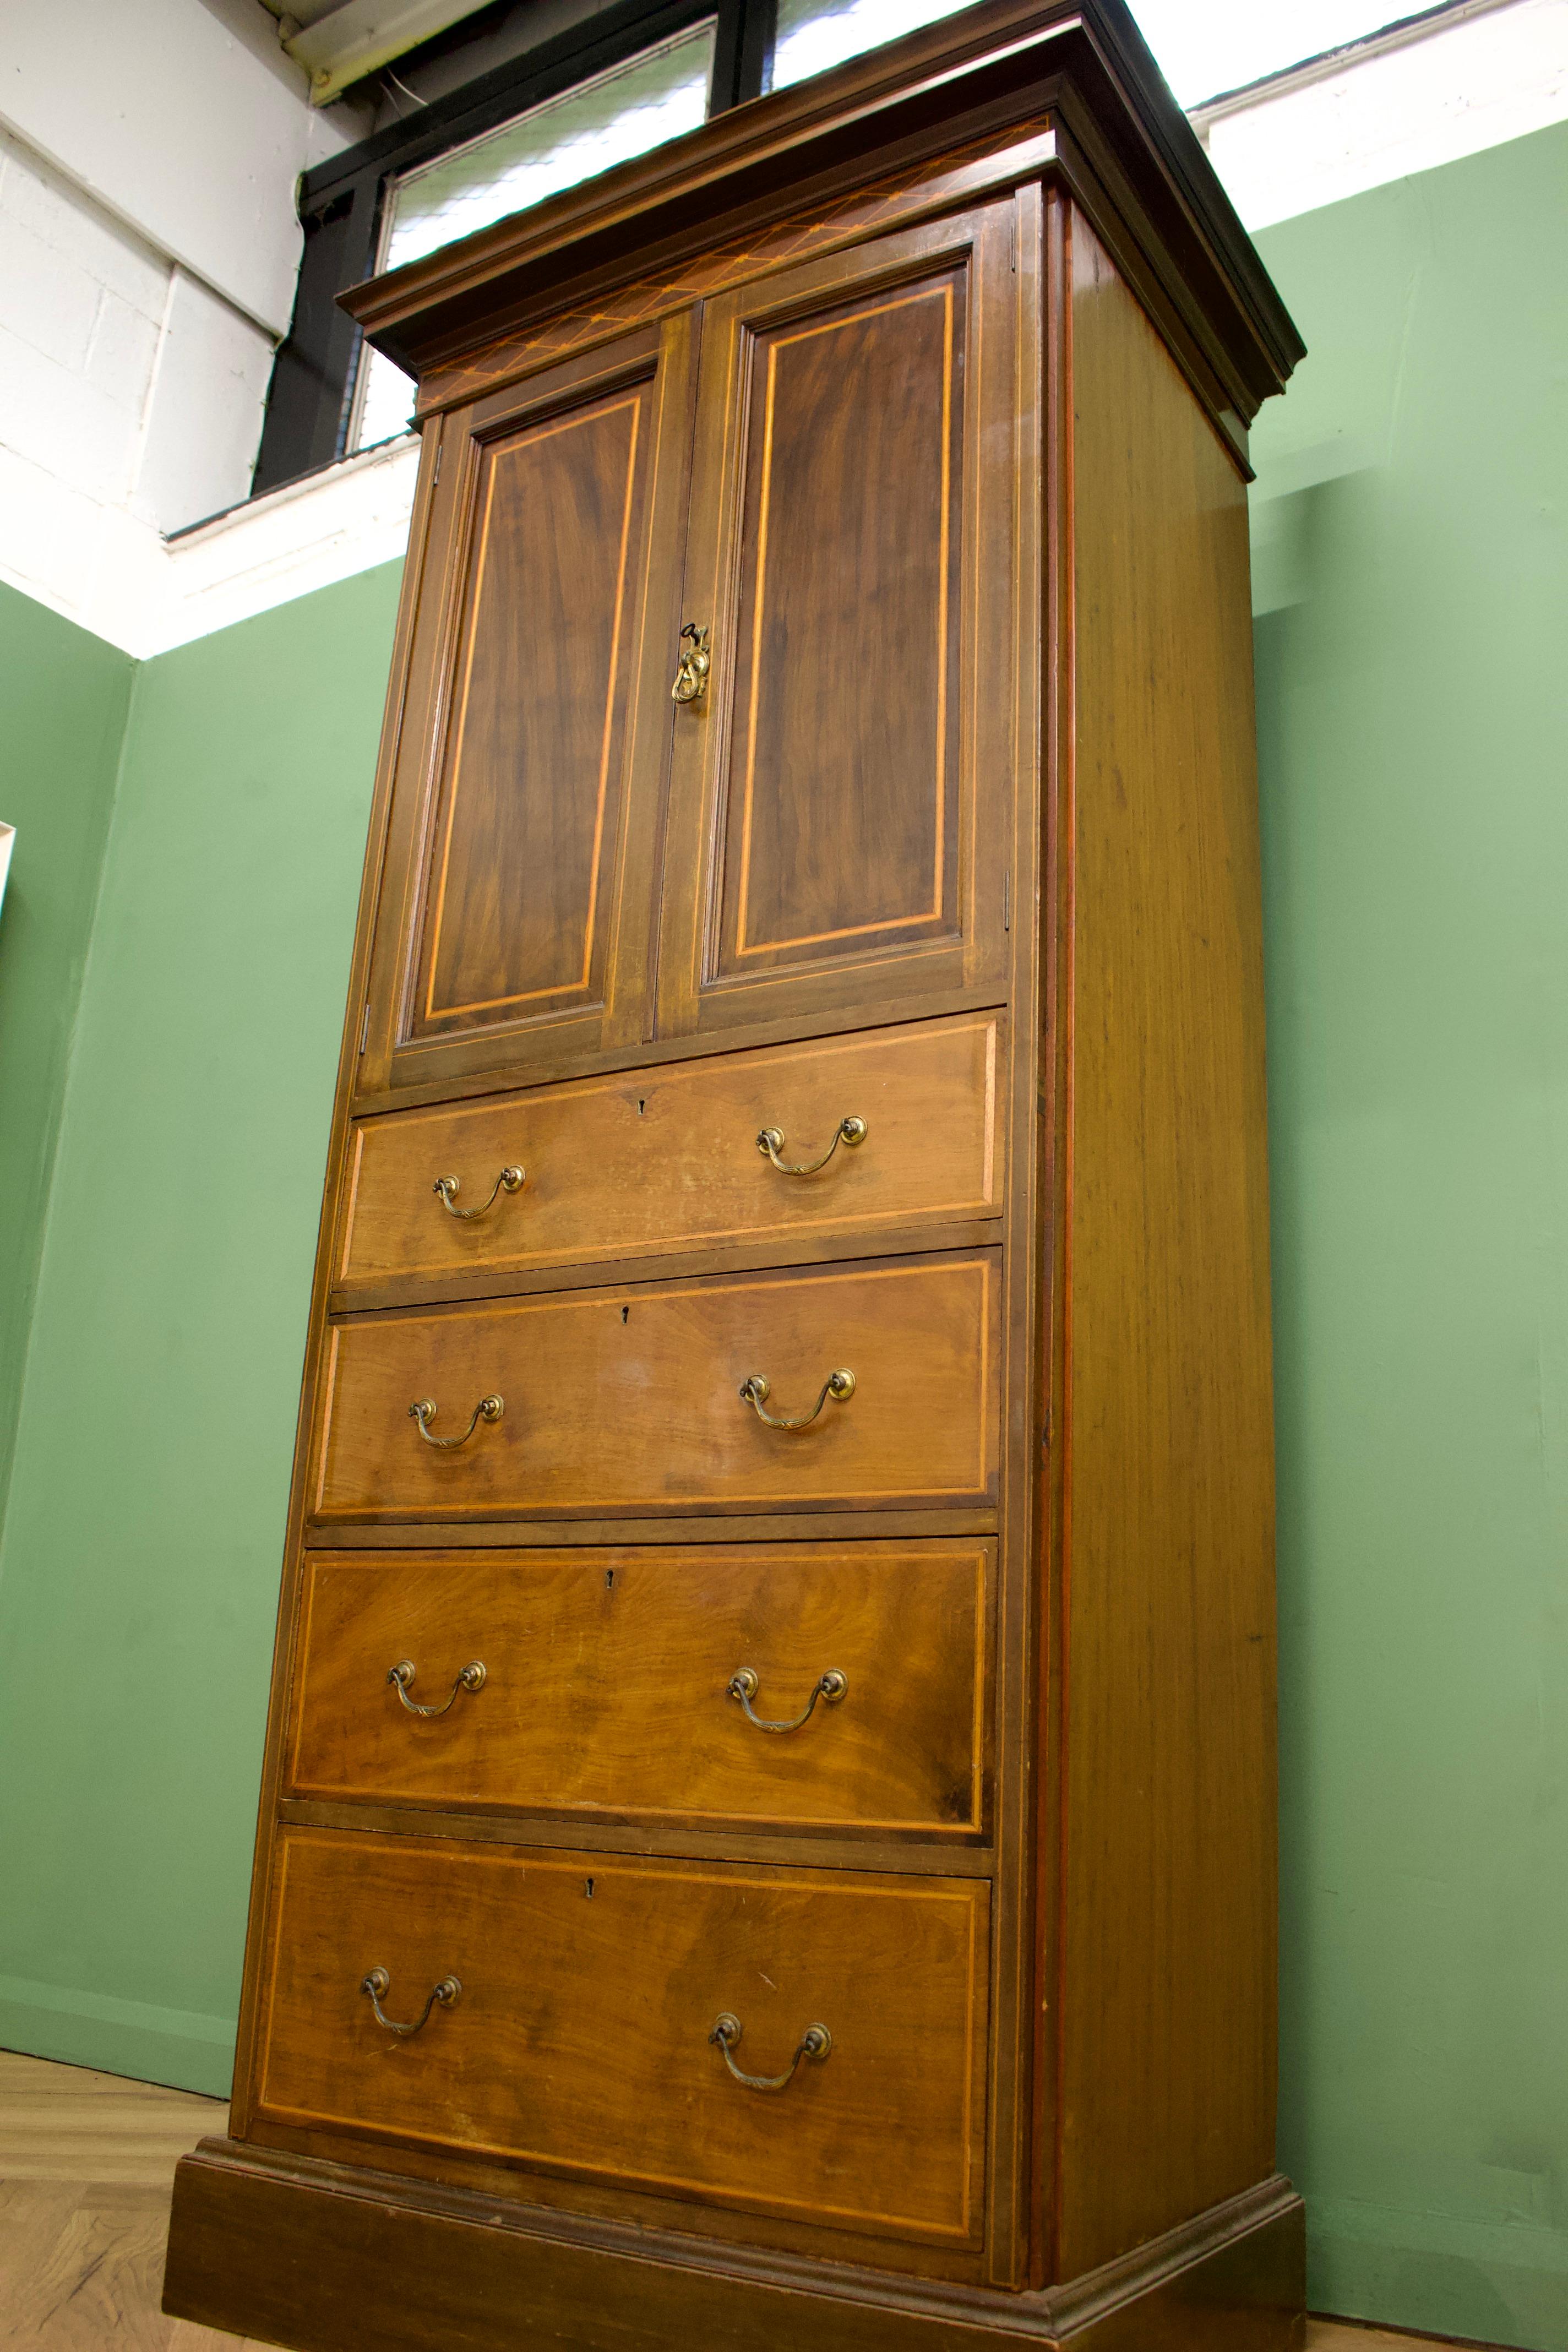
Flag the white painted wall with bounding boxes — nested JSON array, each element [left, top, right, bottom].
[[0, 123, 277, 627], [0, 0, 372, 633], [0, 0, 360, 336], [1198, 0, 1568, 230]]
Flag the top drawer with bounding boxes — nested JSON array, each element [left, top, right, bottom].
[[337, 1013, 1000, 1294]]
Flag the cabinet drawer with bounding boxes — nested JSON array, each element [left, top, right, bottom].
[[336, 1013, 1000, 1295], [313, 1253, 999, 1522], [285, 1543, 990, 1837], [255, 1830, 988, 2242]]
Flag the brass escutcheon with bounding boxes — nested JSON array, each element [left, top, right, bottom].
[[671, 622, 711, 704]]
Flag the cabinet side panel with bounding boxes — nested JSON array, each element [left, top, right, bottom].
[[1056, 213, 1277, 2275]]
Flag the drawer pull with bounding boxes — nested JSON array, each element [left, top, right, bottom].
[[728, 1666, 847, 1732], [738, 1368, 855, 1429], [709, 2012, 831, 2091], [409, 1395, 504, 1448], [360, 1967, 461, 2037], [671, 621, 711, 704], [432, 1166, 524, 1219], [756, 1115, 867, 1175], [388, 1658, 486, 1716]]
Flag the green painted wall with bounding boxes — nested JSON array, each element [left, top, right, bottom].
[[0, 564, 401, 2093], [0, 112, 1564, 2352], [1252, 122, 1568, 2349], [0, 587, 132, 1521]]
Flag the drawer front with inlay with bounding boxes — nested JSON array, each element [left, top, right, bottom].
[[285, 1543, 990, 1836], [336, 1012, 1001, 1294], [313, 1253, 999, 1522], [254, 1830, 988, 2242]]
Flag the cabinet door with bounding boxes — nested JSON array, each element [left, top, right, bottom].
[[655, 203, 1017, 1042], [362, 319, 693, 1093]]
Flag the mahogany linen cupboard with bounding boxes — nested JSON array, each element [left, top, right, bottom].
[[163, 4, 1305, 2347]]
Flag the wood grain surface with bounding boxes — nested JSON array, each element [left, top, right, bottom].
[[284, 1541, 991, 1836], [0, 2052, 1456, 2350], [411, 382, 649, 1035], [313, 1251, 1001, 1521], [0, 2050, 264, 2350], [359, 317, 696, 1095], [337, 1011, 1002, 1289], [1051, 209, 1278, 2277], [655, 205, 1015, 1042], [251, 1832, 990, 2242]]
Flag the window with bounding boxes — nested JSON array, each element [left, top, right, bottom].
[[771, 0, 961, 91], [254, 0, 1423, 496], [352, 22, 718, 451]]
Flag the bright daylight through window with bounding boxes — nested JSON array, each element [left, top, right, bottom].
[[351, 0, 1415, 451], [352, 19, 718, 450]]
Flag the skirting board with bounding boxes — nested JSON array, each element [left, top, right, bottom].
[[164, 2138, 1304, 2352], [0, 1979, 235, 2098]]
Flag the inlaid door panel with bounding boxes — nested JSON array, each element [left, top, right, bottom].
[[362, 319, 694, 1093], [311, 1251, 1000, 1523], [285, 1542, 992, 1837], [656, 202, 1019, 1039], [253, 1830, 989, 2242]]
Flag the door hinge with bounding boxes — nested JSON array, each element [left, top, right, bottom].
[[1003, 868, 1011, 932], [358, 1004, 371, 1054], [433, 440, 443, 484], [1010, 215, 1017, 273]]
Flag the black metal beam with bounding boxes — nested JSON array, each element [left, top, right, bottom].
[[252, 0, 775, 497]]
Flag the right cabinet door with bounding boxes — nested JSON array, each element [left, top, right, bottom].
[[656, 200, 1020, 1041]]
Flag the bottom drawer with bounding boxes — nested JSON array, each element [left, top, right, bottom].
[[254, 1830, 988, 2244]]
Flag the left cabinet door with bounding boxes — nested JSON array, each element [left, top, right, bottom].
[[361, 318, 694, 1095]]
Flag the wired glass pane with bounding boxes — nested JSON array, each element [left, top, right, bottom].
[[352, 20, 716, 452]]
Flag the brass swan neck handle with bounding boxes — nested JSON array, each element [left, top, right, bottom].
[[433, 1166, 524, 1219], [388, 1658, 486, 1716], [756, 1115, 867, 1176], [360, 1968, 461, 2037], [728, 1667, 847, 1732], [709, 2012, 831, 2091], [738, 1369, 854, 1430], [409, 1395, 504, 1449]]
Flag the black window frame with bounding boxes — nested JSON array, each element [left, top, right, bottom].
[[253, 0, 779, 496]]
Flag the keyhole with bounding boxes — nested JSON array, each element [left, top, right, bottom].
[[636, 1099, 646, 1116], [605, 1569, 615, 1590], [620, 1304, 629, 1324], [584, 1879, 595, 1899]]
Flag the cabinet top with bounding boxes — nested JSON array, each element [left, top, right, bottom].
[[341, 0, 1303, 431]]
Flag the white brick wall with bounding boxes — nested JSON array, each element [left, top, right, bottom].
[[0, 123, 275, 627]]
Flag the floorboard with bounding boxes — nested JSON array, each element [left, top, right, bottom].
[[0, 2048, 1505, 2351]]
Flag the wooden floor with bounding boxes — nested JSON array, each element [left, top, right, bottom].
[[0, 2048, 1493, 2351]]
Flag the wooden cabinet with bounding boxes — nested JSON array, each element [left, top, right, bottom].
[[283, 1544, 991, 1836], [363, 321, 695, 1088], [165, 7, 1306, 2350], [655, 206, 1014, 1039]]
